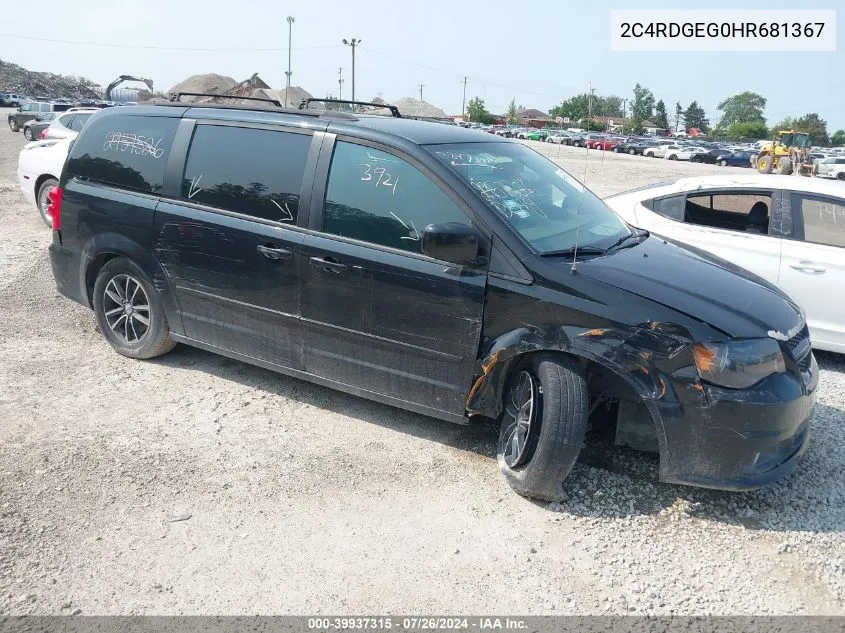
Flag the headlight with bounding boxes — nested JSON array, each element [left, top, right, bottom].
[[693, 339, 786, 389]]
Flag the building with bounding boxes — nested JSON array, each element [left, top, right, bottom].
[[516, 108, 551, 128]]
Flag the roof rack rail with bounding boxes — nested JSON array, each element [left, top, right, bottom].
[[299, 98, 402, 118], [169, 92, 284, 107]]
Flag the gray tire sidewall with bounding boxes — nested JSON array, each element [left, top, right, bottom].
[[36, 178, 58, 227], [24, 127, 33, 140], [92, 258, 175, 360], [9, 118, 18, 132], [497, 354, 588, 501]]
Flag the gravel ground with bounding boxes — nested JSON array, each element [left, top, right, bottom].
[[1, 110, 843, 615]]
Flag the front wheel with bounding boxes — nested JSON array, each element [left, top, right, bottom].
[[719, 159, 728, 166], [8, 118, 19, 132], [497, 354, 588, 501], [668, 154, 678, 160], [23, 127, 34, 141], [628, 148, 636, 155], [837, 172, 845, 181], [93, 258, 176, 360]]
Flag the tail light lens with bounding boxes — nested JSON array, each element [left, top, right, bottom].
[[47, 186, 63, 231], [40, 129, 47, 140]]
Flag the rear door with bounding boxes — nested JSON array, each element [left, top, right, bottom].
[[299, 136, 488, 417], [155, 120, 315, 369], [779, 192, 845, 350]]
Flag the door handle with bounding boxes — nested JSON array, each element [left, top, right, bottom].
[[309, 256, 348, 274], [789, 262, 826, 274], [257, 244, 292, 261]]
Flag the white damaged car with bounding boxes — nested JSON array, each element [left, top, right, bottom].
[[17, 138, 72, 227]]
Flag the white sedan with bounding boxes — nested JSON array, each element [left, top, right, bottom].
[[643, 143, 682, 158], [605, 174, 845, 353], [17, 138, 72, 227], [665, 146, 707, 161]]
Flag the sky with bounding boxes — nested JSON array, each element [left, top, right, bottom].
[[1, 0, 842, 130]]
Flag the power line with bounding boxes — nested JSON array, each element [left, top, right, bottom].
[[0, 32, 342, 52]]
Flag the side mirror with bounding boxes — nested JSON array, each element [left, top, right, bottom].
[[421, 222, 480, 265]]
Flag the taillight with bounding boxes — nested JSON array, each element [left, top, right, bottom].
[[40, 129, 47, 140], [47, 186, 62, 231]]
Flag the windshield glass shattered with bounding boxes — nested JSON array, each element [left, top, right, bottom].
[[427, 142, 630, 254]]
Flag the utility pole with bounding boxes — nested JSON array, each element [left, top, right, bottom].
[[418, 84, 425, 101], [461, 76, 468, 120], [338, 67, 344, 101], [285, 16, 295, 107], [588, 82, 593, 130], [622, 98, 627, 133], [342, 38, 361, 102]]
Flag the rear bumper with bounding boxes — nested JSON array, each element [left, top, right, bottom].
[[17, 165, 36, 206], [654, 356, 818, 490], [49, 235, 88, 307]]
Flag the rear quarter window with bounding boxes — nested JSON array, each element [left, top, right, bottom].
[[64, 114, 179, 194]]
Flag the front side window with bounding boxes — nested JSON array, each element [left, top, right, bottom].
[[181, 125, 311, 223], [428, 141, 629, 253], [791, 194, 845, 248], [323, 141, 470, 254]]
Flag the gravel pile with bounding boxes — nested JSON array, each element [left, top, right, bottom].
[[166, 73, 237, 101]]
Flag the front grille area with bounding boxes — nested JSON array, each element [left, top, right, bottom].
[[785, 325, 812, 372]]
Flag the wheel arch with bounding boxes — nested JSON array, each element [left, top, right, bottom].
[[466, 323, 703, 472], [34, 173, 59, 200], [80, 234, 184, 335]]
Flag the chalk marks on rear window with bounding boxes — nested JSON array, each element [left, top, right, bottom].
[[103, 131, 166, 159], [434, 150, 497, 167]]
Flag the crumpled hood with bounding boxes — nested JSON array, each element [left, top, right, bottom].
[[576, 236, 803, 340]]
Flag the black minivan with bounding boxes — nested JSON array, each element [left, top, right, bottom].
[[47, 99, 818, 501]]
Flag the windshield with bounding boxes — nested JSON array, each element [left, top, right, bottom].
[[427, 142, 631, 253]]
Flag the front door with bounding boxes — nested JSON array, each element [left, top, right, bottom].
[[299, 138, 487, 416], [155, 122, 315, 368], [779, 192, 845, 351]]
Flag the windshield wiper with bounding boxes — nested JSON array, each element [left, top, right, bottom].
[[604, 228, 649, 252], [540, 246, 606, 257]]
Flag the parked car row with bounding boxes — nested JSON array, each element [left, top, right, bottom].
[[6, 97, 119, 141]]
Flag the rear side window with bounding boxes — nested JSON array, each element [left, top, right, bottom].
[[791, 194, 845, 248], [65, 114, 179, 194], [180, 125, 311, 224], [58, 113, 75, 128], [69, 114, 92, 131], [649, 195, 685, 221]]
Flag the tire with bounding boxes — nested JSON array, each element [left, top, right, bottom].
[[92, 257, 176, 360], [757, 154, 774, 174], [837, 172, 845, 181], [36, 178, 58, 227], [668, 154, 678, 160], [612, 147, 619, 152], [719, 159, 728, 166], [23, 127, 34, 141], [628, 148, 636, 155], [497, 354, 588, 502], [9, 118, 19, 132], [777, 156, 793, 175]]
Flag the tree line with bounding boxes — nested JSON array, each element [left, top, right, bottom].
[[464, 88, 843, 145]]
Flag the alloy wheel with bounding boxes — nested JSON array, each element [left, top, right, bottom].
[[501, 371, 538, 468], [102, 274, 151, 343], [38, 185, 54, 227]]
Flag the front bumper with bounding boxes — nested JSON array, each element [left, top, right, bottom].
[[652, 354, 818, 490]]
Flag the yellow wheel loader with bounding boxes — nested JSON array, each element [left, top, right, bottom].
[[753, 131, 813, 176]]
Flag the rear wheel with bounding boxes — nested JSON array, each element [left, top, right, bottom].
[[719, 159, 728, 166], [777, 156, 793, 175], [628, 148, 636, 155], [497, 354, 588, 501], [23, 127, 34, 141], [668, 154, 678, 160], [93, 258, 176, 360], [36, 178, 58, 227], [837, 172, 845, 181]]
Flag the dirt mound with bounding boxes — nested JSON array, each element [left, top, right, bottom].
[[391, 97, 448, 119], [166, 73, 237, 99], [257, 86, 314, 108], [0, 59, 99, 99]]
